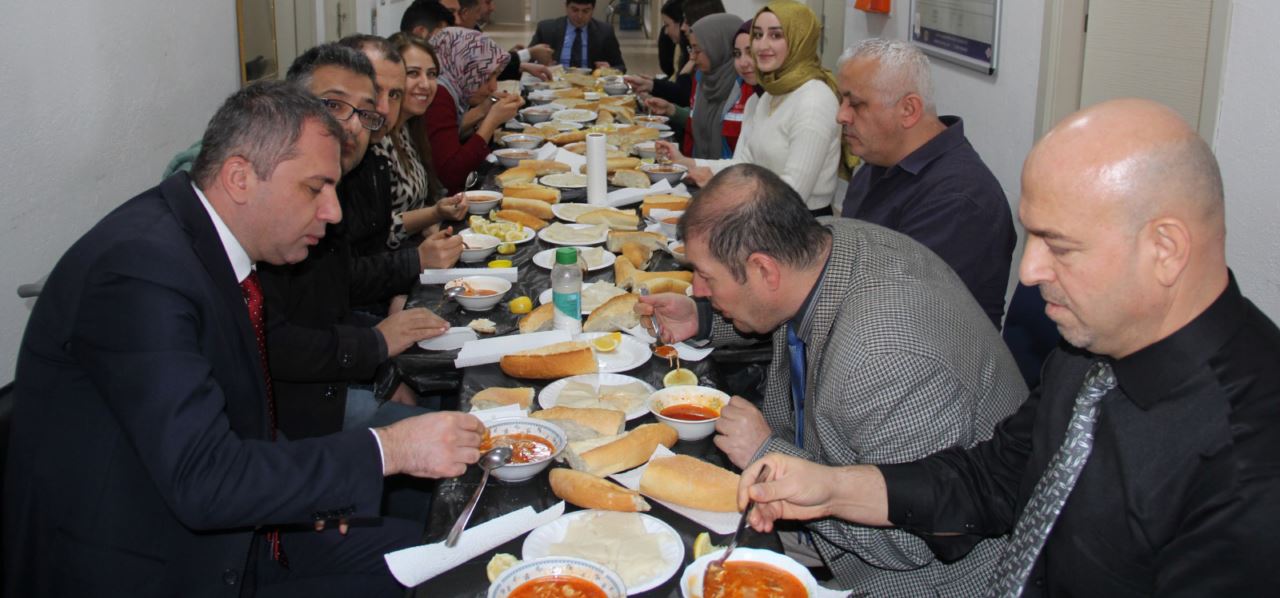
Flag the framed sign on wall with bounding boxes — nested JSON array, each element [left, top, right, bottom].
[[910, 0, 1001, 75]]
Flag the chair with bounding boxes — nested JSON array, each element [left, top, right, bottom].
[[607, 0, 651, 38]]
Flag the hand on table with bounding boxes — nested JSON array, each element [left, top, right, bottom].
[[527, 43, 553, 65], [376, 307, 449, 357], [520, 62, 552, 81], [377, 411, 485, 478], [713, 398, 771, 468], [635, 293, 698, 343], [643, 96, 676, 117], [438, 193, 468, 221], [654, 140, 695, 169], [418, 226, 464, 269]]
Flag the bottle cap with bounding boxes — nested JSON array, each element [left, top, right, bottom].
[[555, 247, 579, 265], [487, 259, 513, 269]]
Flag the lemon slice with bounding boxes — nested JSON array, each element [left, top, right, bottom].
[[509, 296, 533, 314], [486, 553, 520, 582], [496, 242, 516, 255], [468, 215, 486, 230], [693, 532, 722, 559], [502, 230, 526, 243], [591, 332, 622, 352], [663, 367, 697, 387]]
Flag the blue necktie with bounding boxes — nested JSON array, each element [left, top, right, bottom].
[[569, 27, 584, 68], [786, 324, 806, 448]]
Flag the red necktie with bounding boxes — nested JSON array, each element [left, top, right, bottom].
[[239, 271, 278, 439], [239, 271, 287, 566]]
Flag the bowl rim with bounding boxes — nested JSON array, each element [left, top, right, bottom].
[[641, 162, 689, 173], [489, 556, 627, 598], [648, 386, 731, 423], [678, 547, 818, 598], [501, 133, 545, 142], [448, 275, 513, 292], [459, 232, 501, 250]]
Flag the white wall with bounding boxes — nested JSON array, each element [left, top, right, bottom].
[[1212, 0, 1280, 318], [843, 3, 1045, 223], [0, 1, 239, 384]]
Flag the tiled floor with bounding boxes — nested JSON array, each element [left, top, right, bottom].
[[484, 22, 662, 75]]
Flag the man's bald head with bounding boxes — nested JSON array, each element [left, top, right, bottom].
[[1028, 98, 1224, 239], [1019, 98, 1230, 358]]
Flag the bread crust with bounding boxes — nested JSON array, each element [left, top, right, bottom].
[[639, 455, 740, 512], [550, 468, 650, 512], [570, 423, 678, 476], [501, 197, 555, 220], [583, 293, 640, 332], [492, 209, 549, 231], [532, 406, 625, 437], [518, 303, 554, 334], [499, 340, 598, 379], [502, 183, 561, 203]]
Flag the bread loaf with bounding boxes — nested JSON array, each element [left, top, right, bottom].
[[582, 157, 643, 175], [621, 242, 653, 270], [639, 455, 740, 513], [641, 194, 690, 217], [518, 303, 554, 334], [502, 182, 561, 203], [583, 293, 640, 333], [567, 423, 678, 476], [500, 340, 598, 379], [611, 169, 651, 189], [607, 230, 668, 252], [470, 387, 534, 411], [550, 130, 588, 145], [517, 159, 571, 176], [636, 277, 691, 295], [497, 167, 537, 187], [501, 197, 555, 220], [531, 406, 625, 438], [550, 468, 650, 512], [492, 209, 548, 231]]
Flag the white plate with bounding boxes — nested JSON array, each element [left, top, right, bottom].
[[538, 373, 657, 421], [532, 247, 616, 271], [522, 510, 684, 595], [553, 108, 598, 123], [537, 282, 626, 314], [538, 223, 609, 246], [541, 173, 589, 189], [460, 226, 537, 245], [584, 332, 650, 373]]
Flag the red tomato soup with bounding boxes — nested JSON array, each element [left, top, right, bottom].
[[659, 404, 719, 421], [482, 433, 554, 464], [702, 561, 805, 598], [509, 575, 606, 598]]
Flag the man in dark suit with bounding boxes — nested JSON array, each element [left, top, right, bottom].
[[531, 0, 626, 72], [4, 81, 485, 596]]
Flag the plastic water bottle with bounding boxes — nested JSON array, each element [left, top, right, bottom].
[[551, 247, 582, 334]]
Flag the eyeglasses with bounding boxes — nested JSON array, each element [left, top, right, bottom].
[[320, 97, 385, 131]]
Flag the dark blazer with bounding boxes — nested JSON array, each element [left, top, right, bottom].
[[530, 16, 626, 72], [3, 173, 386, 596]]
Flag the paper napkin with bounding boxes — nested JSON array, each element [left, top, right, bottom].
[[419, 268, 519, 285], [454, 330, 572, 368], [610, 446, 740, 534]]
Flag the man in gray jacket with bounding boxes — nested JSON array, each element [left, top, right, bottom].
[[640, 164, 1026, 595]]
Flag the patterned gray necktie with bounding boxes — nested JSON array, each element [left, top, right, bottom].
[[985, 361, 1117, 597]]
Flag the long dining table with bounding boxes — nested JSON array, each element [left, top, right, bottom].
[[394, 184, 780, 596]]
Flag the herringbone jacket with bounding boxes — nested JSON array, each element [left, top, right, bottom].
[[712, 218, 1028, 595]]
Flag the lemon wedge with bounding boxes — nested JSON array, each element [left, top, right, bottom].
[[486, 553, 520, 582], [468, 215, 486, 230], [591, 332, 622, 352], [663, 367, 697, 387], [496, 242, 516, 255], [509, 296, 533, 314], [693, 532, 722, 559], [502, 230, 526, 243]]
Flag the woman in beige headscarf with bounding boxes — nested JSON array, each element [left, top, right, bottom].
[[659, 1, 841, 215]]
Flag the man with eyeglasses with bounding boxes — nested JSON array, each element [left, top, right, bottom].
[[254, 42, 457, 444]]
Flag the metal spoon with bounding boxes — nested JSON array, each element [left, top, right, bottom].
[[445, 446, 512, 547], [437, 285, 464, 312], [706, 464, 771, 582], [465, 171, 481, 190]]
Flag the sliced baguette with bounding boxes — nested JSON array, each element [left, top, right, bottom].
[[550, 130, 587, 145], [550, 468, 650, 512], [636, 277, 691, 295], [470, 387, 534, 411], [582, 157, 643, 175], [499, 340, 597, 380], [639, 454, 740, 513], [611, 169, 651, 190], [501, 197, 555, 220], [567, 423, 678, 476], [641, 194, 691, 217], [496, 167, 537, 187], [607, 230, 668, 252], [518, 303, 554, 334], [502, 182, 561, 203], [516, 159, 571, 176], [583, 293, 640, 333], [492, 209, 548, 231], [621, 242, 653, 270], [531, 406, 625, 438]]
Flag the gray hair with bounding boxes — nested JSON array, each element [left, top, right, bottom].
[[679, 164, 830, 282], [191, 80, 344, 188], [286, 42, 377, 89], [840, 38, 935, 113]]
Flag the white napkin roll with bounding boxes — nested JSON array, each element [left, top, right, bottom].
[[384, 502, 566, 587], [454, 330, 573, 368], [585, 133, 609, 205]]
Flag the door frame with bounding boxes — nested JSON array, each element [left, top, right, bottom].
[[1035, 0, 1233, 140]]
